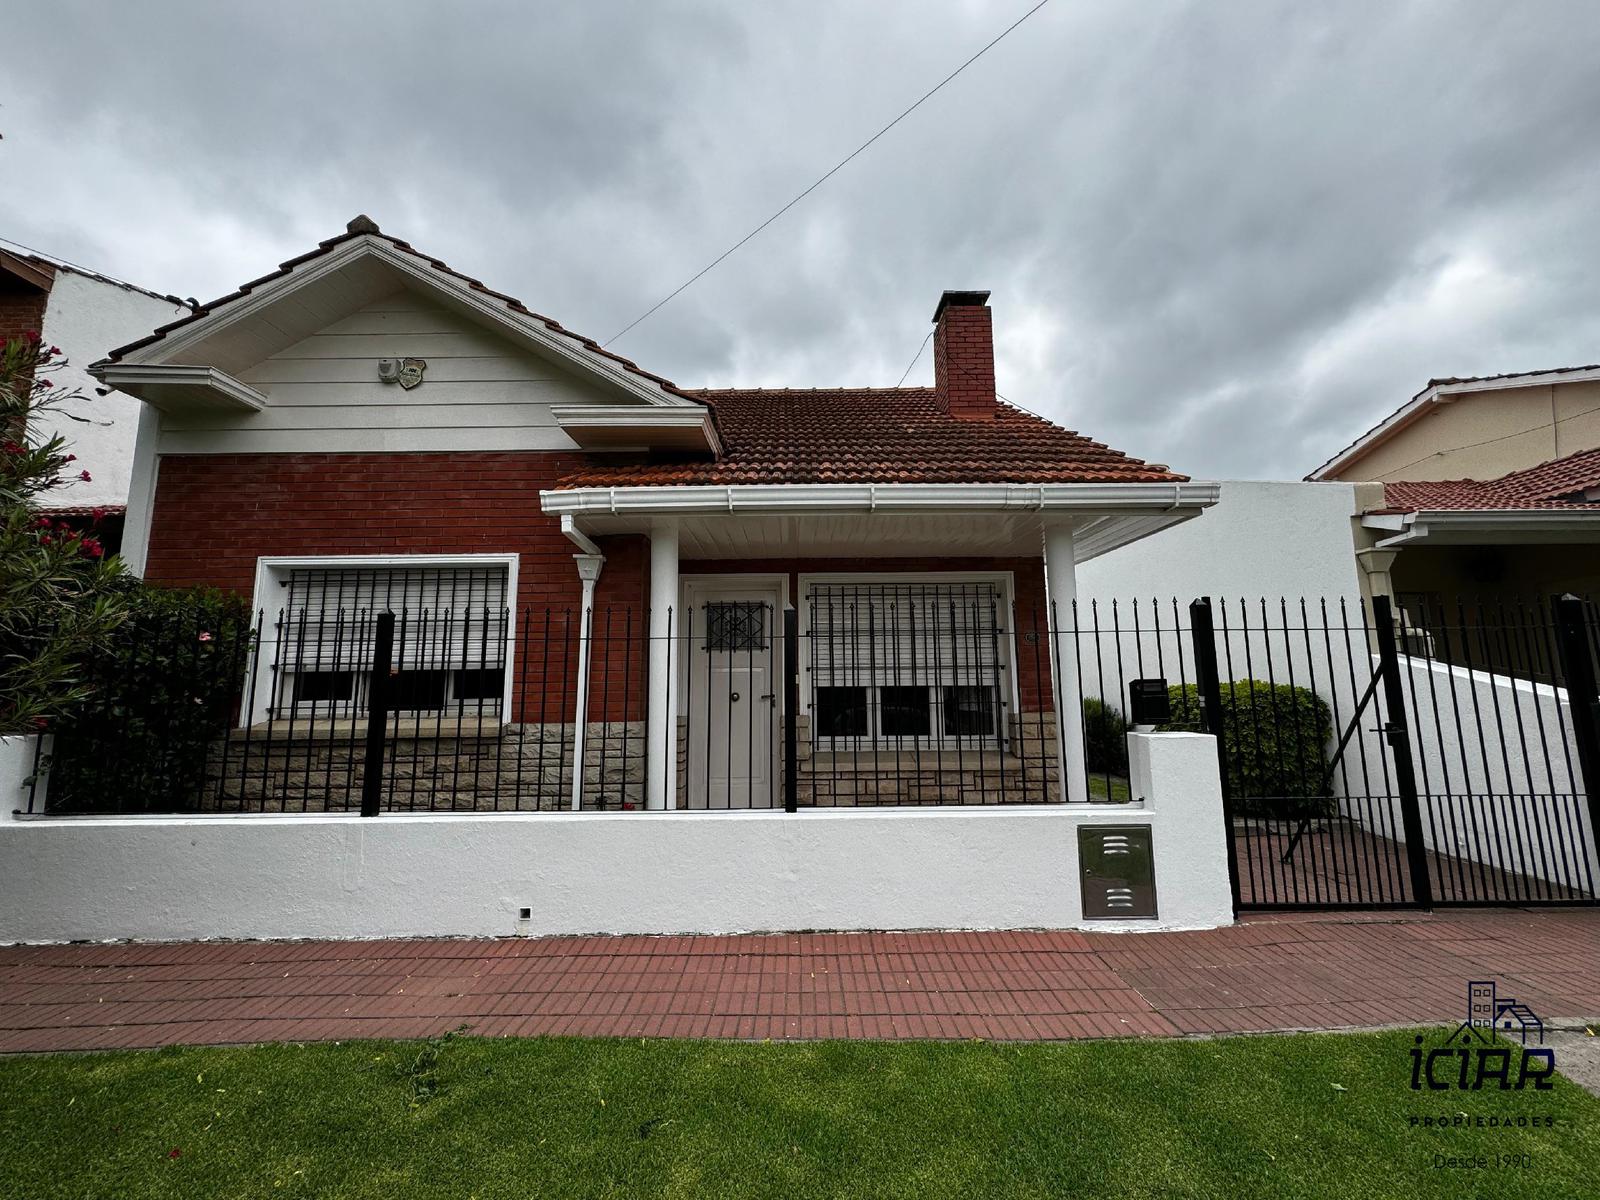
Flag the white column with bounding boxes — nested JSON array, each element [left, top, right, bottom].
[[645, 521, 680, 810], [1042, 518, 1090, 804], [569, 554, 604, 811]]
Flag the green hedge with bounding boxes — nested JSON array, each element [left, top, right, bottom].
[[1082, 697, 1129, 775], [1162, 680, 1335, 818], [45, 586, 253, 813]]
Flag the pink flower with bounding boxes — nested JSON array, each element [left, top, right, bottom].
[[48, 346, 61, 356], [78, 470, 91, 482], [91, 506, 108, 524], [2, 441, 22, 455], [22, 330, 39, 343], [32, 716, 48, 731], [198, 631, 214, 643], [63, 453, 76, 463]]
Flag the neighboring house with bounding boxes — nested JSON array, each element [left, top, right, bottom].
[[1309, 367, 1600, 635], [90, 216, 1217, 811], [1, 246, 191, 551]]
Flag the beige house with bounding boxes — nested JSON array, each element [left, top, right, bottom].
[[1309, 366, 1600, 647]]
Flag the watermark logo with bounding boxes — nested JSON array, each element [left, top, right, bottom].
[[1408, 981, 1555, 1091]]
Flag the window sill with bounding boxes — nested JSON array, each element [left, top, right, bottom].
[[235, 716, 504, 742]]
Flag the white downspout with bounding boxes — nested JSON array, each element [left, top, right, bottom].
[[569, 554, 604, 810], [562, 515, 606, 811]]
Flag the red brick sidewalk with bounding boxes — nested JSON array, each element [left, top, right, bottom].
[[2, 909, 1597, 1053]]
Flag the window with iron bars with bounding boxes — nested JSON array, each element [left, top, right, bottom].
[[271, 564, 511, 721], [806, 579, 1009, 747]]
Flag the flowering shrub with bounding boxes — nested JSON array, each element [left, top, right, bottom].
[[44, 586, 253, 812], [0, 333, 129, 736]]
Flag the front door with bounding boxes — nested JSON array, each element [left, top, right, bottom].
[[684, 580, 781, 808]]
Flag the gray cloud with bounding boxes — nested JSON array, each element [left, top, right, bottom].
[[5, 0, 1598, 478]]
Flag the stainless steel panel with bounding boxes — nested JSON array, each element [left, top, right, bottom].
[[1079, 824, 1157, 919]]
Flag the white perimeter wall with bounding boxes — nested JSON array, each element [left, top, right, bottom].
[[1388, 656, 1599, 891], [0, 734, 1231, 944], [1079, 480, 1363, 609], [35, 273, 189, 509]]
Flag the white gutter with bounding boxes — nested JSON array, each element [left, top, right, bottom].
[[1364, 509, 1600, 548], [540, 481, 1220, 517], [559, 514, 603, 557]]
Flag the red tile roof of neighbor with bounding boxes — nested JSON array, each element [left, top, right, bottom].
[[1373, 447, 1600, 513], [555, 388, 1187, 487]]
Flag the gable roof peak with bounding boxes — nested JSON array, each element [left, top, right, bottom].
[[346, 214, 381, 235]]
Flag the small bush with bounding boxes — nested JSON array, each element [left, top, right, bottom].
[[1082, 697, 1128, 775], [1162, 680, 1334, 818], [45, 586, 253, 812]]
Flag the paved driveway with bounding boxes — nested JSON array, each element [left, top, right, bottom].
[[2, 909, 1597, 1053]]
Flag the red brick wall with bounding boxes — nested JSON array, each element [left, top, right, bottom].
[[683, 556, 1055, 712], [144, 452, 646, 721], [0, 275, 50, 344], [932, 303, 996, 421]]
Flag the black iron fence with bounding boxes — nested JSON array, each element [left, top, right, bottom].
[[19, 586, 1600, 909]]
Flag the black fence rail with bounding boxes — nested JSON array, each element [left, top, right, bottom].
[[22, 583, 1600, 906], [1182, 594, 1600, 911]]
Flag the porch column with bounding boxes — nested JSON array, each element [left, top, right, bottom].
[[569, 554, 604, 811], [1042, 518, 1090, 804], [645, 521, 680, 810]]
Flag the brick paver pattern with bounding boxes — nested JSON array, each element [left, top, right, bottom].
[[3, 909, 1597, 1053]]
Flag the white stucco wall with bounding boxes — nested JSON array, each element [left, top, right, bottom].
[[0, 733, 1231, 944], [35, 271, 188, 509], [1392, 656, 1599, 892], [1079, 480, 1363, 606]]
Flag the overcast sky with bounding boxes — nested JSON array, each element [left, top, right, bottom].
[[5, 1, 1598, 478]]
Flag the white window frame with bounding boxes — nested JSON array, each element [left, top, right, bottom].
[[243, 553, 520, 728], [797, 571, 1021, 751]]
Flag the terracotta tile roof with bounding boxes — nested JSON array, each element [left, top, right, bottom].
[[555, 388, 1187, 488], [99, 217, 695, 401], [1371, 447, 1600, 513], [35, 504, 126, 519]]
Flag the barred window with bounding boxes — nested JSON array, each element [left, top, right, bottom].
[[807, 580, 1006, 745], [271, 564, 510, 719]]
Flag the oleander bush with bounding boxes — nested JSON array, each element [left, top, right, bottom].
[[44, 586, 253, 812]]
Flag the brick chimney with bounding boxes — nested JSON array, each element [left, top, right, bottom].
[[932, 290, 995, 420]]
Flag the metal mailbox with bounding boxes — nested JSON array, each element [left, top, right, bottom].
[[1079, 824, 1157, 919], [1128, 678, 1171, 726]]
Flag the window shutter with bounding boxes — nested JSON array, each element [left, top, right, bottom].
[[808, 582, 1002, 687], [280, 565, 509, 670]]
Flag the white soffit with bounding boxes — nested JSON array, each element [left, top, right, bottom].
[[551, 405, 721, 454], [95, 363, 266, 414]]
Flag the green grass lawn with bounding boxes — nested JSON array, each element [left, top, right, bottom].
[[1, 1029, 1596, 1198], [1088, 773, 1133, 802]]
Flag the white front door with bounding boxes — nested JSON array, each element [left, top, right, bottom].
[[684, 580, 781, 808]]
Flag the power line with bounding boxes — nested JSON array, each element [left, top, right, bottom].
[[605, 0, 1055, 346], [895, 330, 934, 387]]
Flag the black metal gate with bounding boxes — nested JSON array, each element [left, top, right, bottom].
[[1190, 594, 1600, 912]]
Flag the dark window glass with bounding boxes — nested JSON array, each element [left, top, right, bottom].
[[389, 669, 448, 711], [942, 686, 996, 736], [879, 686, 931, 737], [292, 671, 354, 704], [815, 686, 868, 737], [452, 667, 505, 702]]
